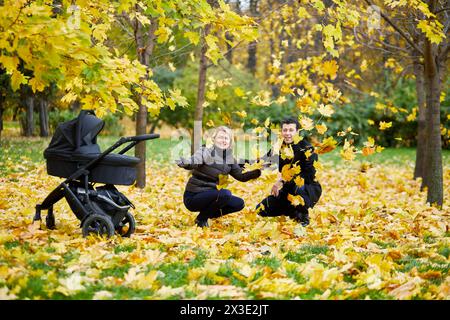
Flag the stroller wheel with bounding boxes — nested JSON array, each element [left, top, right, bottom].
[[82, 214, 115, 238], [116, 212, 136, 237]]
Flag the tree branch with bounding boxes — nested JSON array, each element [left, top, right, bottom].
[[363, 0, 424, 56]]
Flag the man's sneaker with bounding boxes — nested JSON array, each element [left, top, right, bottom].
[[292, 209, 310, 227], [195, 217, 209, 228]]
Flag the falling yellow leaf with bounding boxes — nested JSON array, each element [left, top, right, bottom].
[[287, 194, 305, 207], [234, 110, 247, 118], [299, 116, 314, 131], [315, 123, 327, 135], [379, 121, 392, 130]]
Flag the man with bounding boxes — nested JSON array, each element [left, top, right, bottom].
[[255, 117, 322, 226]]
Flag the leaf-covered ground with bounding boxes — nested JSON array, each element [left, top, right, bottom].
[[0, 158, 449, 300]]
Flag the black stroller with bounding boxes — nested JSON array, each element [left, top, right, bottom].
[[34, 110, 159, 238]]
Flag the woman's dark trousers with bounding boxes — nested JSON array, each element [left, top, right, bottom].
[[183, 189, 245, 221]]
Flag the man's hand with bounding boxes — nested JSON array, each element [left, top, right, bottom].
[[271, 180, 283, 197]]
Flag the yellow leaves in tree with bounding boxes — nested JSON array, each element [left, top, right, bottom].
[[206, 91, 218, 101], [360, 59, 368, 72], [92, 24, 110, 43], [205, 34, 221, 65], [166, 89, 188, 110], [322, 23, 342, 57], [10, 69, 28, 91], [0, 55, 19, 73], [379, 121, 393, 130], [155, 26, 172, 43], [251, 90, 272, 107], [417, 19, 446, 44], [184, 31, 200, 45]]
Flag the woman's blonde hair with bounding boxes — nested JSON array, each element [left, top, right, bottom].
[[212, 126, 234, 148]]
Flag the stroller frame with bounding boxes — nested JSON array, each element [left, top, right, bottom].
[[34, 130, 159, 237]]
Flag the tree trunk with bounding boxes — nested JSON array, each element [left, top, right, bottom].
[[134, 11, 157, 188], [247, 41, 257, 75], [24, 94, 34, 137], [38, 97, 49, 137], [225, 32, 233, 64], [422, 33, 443, 207], [247, 0, 258, 75], [413, 58, 426, 182], [192, 25, 211, 155], [0, 95, 3, 141]]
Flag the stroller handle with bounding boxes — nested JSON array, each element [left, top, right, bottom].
[[125, 134, 160, 142]]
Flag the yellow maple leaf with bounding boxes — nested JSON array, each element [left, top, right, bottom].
[[299, 116, 314, 131], [281, 164, 300, 181], [206, 91, 218, 101], [315, 123, 327, 135], [417, 20, 445, 44], [362, 146, 375, 156], [234, 87, 245, 97], [293, 134, 303, 144], [379, 121, 392, 130], [318, 104, 334, 117], [280, 145, 294, 160], [234, 110, 247, 118], [294, 176, 304, 187], [287, 194, 305, 207], [340, 139, 356, 161], [322, 60, 338, 80], [217, 174, 229, 189], [184, 31, 200, 45], [316, 136, 337, 154]]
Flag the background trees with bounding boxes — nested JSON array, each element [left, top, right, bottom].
[[1, 0, 448, 205]]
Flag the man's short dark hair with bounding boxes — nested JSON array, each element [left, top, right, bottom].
[[281, 117, 300, 130]]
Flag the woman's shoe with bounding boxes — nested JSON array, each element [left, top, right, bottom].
[[195, 217, 209, 228]]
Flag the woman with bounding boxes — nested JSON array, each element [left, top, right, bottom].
[[176, 126, 261, 227]]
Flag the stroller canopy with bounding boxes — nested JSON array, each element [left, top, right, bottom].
[[45, 110, 105, 156], [44, 110, 140, 184]]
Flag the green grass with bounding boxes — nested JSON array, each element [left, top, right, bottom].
[[252, 256, 281, 271], [156, 262, 190, 288], [285, 244, 330, 264]]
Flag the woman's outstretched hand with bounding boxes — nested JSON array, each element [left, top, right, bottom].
[[175, 158, 187, 168]]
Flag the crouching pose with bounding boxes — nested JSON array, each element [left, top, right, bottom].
[[256, 118, 322, 226], [177, 126, 261, 227]]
